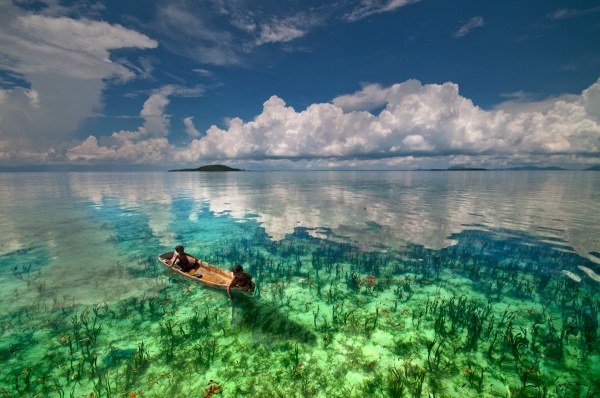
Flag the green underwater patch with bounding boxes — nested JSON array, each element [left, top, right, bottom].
[[1, 199, 599, 397]]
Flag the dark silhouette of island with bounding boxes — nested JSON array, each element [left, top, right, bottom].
[[501, 165, 565, 171], [163, 164, 598, 172], [168, 164, 244, 172], [424, 165, 572, 171], [429, 166, 488, 171]]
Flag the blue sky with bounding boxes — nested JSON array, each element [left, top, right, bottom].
[[0, 0, 599, 170]]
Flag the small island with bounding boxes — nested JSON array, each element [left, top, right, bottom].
[[168, 164, 244, 172]]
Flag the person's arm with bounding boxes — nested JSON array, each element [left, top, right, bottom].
[[227, 277, 237, 300], [169, 252, 179, 267]]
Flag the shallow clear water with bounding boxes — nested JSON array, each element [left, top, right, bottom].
[[1, 171, 599, 397]]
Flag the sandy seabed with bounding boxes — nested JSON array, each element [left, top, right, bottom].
[[1, 215, 599, 398]]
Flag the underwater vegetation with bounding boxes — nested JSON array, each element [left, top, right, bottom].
[[1, 216, 600, 397]]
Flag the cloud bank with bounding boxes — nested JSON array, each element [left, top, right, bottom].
[[185, 79, 599, 161], [0, 2, 158, 160], [65, 78, 600, 168], [1, 1, 598, 170]]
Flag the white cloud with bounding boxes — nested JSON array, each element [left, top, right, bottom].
[[494, 91, 579, 114], [67, 135, 172, 163], [138, 91, 171, 137], [24, 89, 40, 109], [118, 56, 157, 80], [403, 134, 434, 151], [256, 22, 305, 45], [0, 11, 157, 80], [17, 14, 156, 62], [173, 78, 600, 165], [95, 86, 175, 142], [453, 16, 485, 38], [155, 3, 241, 66], [0, 74, 105, 151], [254, 14, 313, 46], [129, 85, 204, 139], [0, 2, 158, 161], [344, 0, 422, 22], [546, 6, 600, 20], [25, 77, 600, 169], [153, 2, 324, 53], [192, 68, 215, 77], [332, 83, 389, 112], [183, 117, 202, 138], [67, 84, 205, 162]]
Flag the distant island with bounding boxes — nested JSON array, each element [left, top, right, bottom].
[[164, 164, 599, 172], [168, 164, 243, 172], [425, 165, 591, 171], [429, 166, 487, 171], [501, 166, 565, 171]]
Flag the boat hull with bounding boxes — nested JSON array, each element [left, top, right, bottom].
[[158, 252, 233, 290]]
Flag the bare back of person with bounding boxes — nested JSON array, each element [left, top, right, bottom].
[[227, 264, 255, 301], [233, 271, 254, 291], [178, 253, 192, 270], [170, 245, 195, 272]]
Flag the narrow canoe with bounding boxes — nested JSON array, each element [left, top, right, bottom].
[[158, 252, 233, 290]]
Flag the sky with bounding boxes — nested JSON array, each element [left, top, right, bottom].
[[0, 0, 599, 171]]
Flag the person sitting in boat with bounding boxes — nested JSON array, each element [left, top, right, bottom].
[[227, 264, 255, 299], [169, 245, 196, 272]]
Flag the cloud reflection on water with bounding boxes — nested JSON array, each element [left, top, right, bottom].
[[1, 171, 598, 305], [61, 171, 600, 259]]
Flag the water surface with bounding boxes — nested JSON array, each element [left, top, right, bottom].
[[1, 171, 599, 397]]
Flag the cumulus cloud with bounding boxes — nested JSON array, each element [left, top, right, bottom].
[[106, 89, 171, 143], [332, 83, 389, 112], [66, 84, 204, 162], [0, 73, 106, 154], [171, 78, 600, 165], [26, 77, 600, 168], [66, 88, 175, 162], [494, 91, 579, 114], [453, 16, 485, 38], [67, 136, 172, 163], [183, 117, 202, 138], [0, 2, 158, 161]]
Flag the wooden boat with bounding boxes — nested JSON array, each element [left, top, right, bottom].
[[158, 252, 233, 290]]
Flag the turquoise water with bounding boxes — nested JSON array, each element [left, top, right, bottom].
[[0, 171, 599, 397]]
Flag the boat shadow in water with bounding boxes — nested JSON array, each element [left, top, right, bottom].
[[231, 293, 317, 346]]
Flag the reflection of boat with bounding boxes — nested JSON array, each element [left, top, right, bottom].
[[158, 252, 233, 290]]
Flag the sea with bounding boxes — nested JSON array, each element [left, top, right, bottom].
[[0, 170, 599, 397]]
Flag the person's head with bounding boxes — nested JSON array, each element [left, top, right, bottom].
[[175, 245, 184, 254], [232, 264, 243, 274]]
